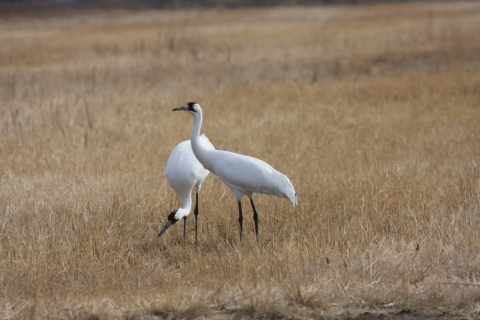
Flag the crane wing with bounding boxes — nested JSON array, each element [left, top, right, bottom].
[[211, 150, 296, 205]]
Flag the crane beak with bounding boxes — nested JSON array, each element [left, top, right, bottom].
[[158, 220, 173, 237], [172, 105, 187, 112]]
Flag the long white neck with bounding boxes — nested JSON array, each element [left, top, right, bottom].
[[180, 193, 192, 212], [190, 109, 214, 171], [175, 195, 192, 220]]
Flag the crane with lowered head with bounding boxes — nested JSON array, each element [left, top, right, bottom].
[[158, 136, 215, 244]]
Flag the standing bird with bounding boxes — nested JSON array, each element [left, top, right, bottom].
[[172, 102, 297, 241], [158, 136, 215, 244]]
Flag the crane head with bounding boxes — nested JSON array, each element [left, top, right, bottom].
[[172, 102, 200, 114], [157, 210, 180, 237]]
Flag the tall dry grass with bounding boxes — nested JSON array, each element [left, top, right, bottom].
[[1, 1, 480, 319]]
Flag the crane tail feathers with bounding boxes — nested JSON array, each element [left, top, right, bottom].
[[281, 189, 296, 207], [286, 190, 297, 207], [274, 172, 297, 207]]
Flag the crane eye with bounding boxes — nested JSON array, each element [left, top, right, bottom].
[[167, 210, 179, 223], [186, 102, 197, 112]]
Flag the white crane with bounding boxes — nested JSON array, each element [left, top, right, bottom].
[[172, 102, 297, 241], [158, 137, 215, 244]]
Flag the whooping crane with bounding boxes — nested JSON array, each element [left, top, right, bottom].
[[172, 102, 297, 241], [158, 137, 215, 244]]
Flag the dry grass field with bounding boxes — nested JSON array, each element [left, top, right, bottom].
[[1, 1, 480, 319]]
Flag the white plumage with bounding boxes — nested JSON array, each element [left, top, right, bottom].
[[173, 102, 296, 241], [158, 136, 215, 244]]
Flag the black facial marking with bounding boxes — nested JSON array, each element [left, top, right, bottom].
[[186, 102, 197, 113], [168, 210, 179, 224]]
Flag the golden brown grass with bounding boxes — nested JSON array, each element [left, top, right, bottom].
[[1, 2, 480, 319]]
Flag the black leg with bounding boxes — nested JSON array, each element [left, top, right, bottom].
[[250, 198, 259, 240], [194, 192, 199, 245], [183, 216, 187, 245], [238, 201, 243, 241]]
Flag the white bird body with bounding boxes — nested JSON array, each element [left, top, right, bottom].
[[173, 102, 296, 240], [165, 137, 211, 214], [199, 149, 296, 204], [159, 135, 215, 243]]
